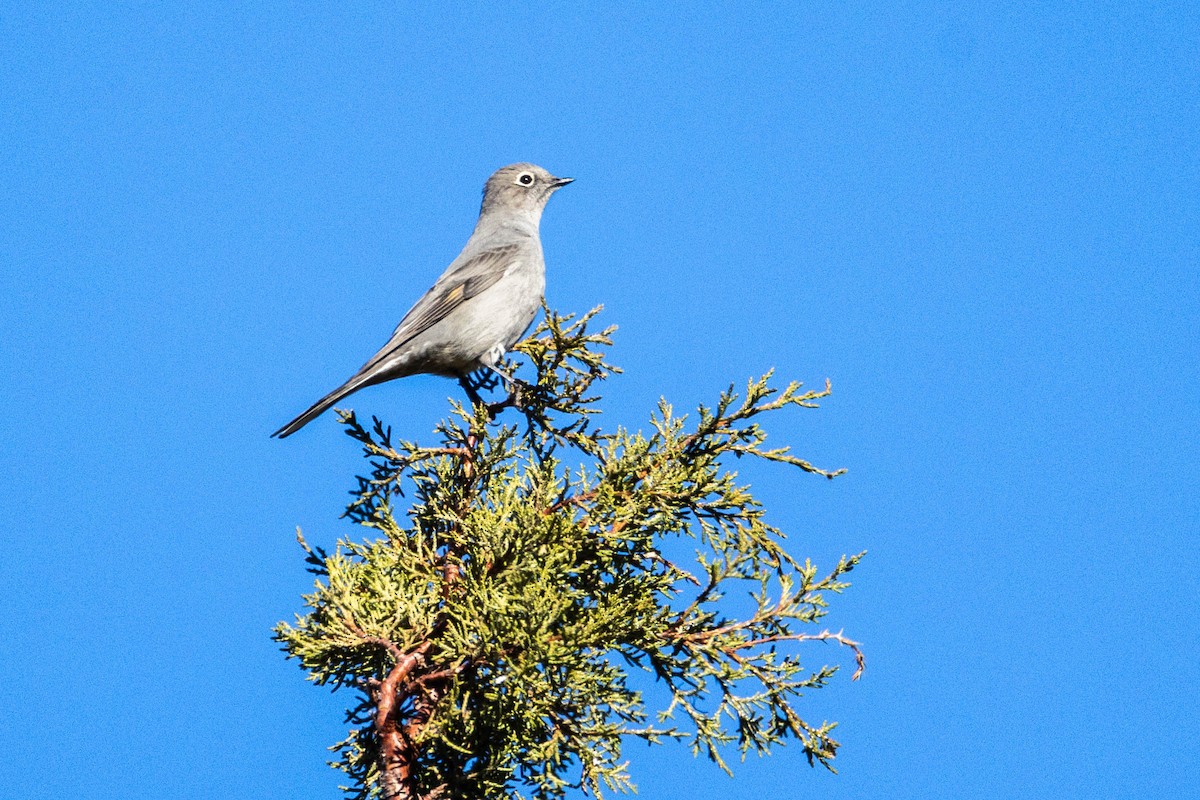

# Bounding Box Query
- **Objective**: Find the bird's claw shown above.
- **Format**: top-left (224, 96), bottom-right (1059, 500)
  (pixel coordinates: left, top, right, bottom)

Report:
top-left (486, 381), bottom-right (528, 419)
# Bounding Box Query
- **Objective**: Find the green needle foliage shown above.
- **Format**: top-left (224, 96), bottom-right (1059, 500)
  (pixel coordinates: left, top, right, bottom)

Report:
top-left (275, 308), bottom-right (864, 800)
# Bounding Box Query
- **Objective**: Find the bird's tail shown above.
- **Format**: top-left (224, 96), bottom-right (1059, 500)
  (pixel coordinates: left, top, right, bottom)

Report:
top-left (271, 376), bottom-right (372, 439)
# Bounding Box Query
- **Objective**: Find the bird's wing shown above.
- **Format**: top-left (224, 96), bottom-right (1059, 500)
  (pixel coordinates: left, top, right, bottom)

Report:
top-left (355, 243), bottom-right (522, 376)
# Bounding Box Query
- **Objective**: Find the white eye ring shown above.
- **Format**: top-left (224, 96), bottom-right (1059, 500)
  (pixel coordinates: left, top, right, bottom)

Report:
top-left (517, 173), bottom-right (534, 186)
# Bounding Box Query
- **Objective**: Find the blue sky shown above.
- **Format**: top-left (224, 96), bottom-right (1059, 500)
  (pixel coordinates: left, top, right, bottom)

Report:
top-left (1, 3), bottom-right (1197, 798)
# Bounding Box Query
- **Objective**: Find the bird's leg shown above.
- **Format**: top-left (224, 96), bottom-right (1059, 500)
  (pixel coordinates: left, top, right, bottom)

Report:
top-left (482, 363), bottom-right (528, 415)
top-left (484, 362), bottom-right (517, 387)
top-left (461, 348), bottom-right (528, 419)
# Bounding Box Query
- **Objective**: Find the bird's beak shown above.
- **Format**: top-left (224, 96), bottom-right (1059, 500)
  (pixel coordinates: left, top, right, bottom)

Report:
top-left (550, 176), bottom-right (575, 188)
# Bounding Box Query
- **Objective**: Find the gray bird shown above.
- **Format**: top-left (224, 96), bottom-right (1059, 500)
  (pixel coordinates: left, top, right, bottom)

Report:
top-left (272, 163), bottom-right (573, 438)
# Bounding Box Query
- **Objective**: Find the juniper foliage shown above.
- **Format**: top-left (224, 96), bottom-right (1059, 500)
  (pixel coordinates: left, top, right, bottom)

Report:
top-left (275, 308), bottom-right (863, 800)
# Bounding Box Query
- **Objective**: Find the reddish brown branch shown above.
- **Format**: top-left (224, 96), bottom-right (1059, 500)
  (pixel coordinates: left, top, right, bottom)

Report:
top-left (545, 490), bottom-right (596, 515)
top-left (374, 641), bottom-right (434, 800)
top-left (343, 616), bottom-right (406, 662)
top-left (645, 551), bottom-right (701, 586)
top-left (375, 430), bottom-right (479, 799)
top-left (722, 629), bottom-right (866, 681)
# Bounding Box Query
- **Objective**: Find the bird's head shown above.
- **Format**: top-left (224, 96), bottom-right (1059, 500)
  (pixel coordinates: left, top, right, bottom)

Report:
top-left (480, 163), bottom-right (573, 219)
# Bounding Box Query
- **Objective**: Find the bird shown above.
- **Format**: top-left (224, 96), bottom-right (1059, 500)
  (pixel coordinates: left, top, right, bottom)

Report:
top-left (272, 163), bottom-right (573, 438)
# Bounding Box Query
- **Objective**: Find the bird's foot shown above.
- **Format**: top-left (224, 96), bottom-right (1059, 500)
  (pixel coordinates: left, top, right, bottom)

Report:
top-left (486, 381), bottom-right (528, 419)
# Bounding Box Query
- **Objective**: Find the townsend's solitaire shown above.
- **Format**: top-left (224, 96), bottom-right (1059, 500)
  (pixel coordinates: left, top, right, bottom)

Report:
top-left (272, 163), bottom-right (573, 438)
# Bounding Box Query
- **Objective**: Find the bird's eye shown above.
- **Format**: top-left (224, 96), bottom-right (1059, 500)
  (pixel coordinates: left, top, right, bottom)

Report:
top-left (518, 173), bottom-right (534, 185)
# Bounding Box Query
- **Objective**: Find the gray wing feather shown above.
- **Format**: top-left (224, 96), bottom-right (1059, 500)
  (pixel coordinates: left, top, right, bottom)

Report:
top-left (272, 240), bottom-right (529, 438)
top-left (272, 243), bottom-right (522, 438)
top-left (355, 243), bottom-right (520, 377)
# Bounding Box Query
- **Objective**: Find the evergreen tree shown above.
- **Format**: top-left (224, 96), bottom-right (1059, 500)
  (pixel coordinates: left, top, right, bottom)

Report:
top-left (276, 309), bottom-right (863, 800)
